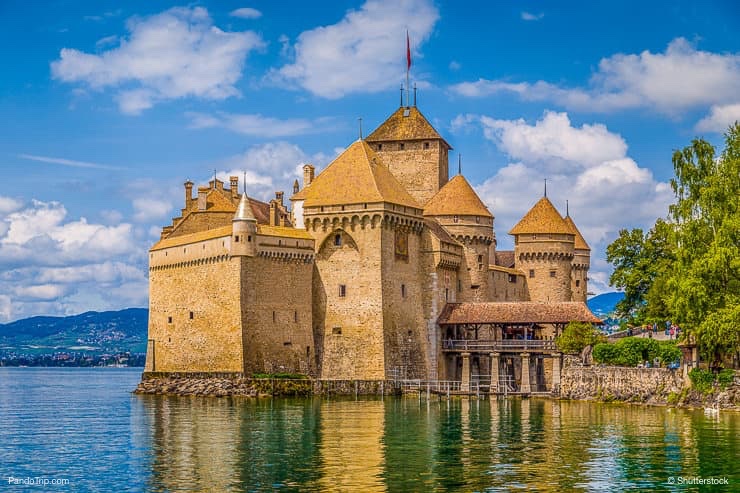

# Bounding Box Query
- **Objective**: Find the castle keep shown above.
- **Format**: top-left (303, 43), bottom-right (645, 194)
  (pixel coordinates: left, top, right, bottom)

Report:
top-left (144, 102), bottom-right (599, 393)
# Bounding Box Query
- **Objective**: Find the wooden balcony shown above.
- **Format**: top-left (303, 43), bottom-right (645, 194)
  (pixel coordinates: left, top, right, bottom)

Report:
top-left (441, 339), bottom-right (557, 353)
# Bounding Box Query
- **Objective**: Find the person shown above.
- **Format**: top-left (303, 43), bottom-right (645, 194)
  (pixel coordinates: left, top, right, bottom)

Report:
top-left (669, 327), bottom-right (675, 340)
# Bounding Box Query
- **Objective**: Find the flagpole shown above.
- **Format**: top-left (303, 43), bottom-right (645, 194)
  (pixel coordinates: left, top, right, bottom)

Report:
top-left (406, 30), bottom-right (410, 108)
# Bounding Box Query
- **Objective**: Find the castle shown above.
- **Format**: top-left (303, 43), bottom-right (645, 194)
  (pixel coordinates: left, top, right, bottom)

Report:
top-left (144, 102), bottom-right (600, 393)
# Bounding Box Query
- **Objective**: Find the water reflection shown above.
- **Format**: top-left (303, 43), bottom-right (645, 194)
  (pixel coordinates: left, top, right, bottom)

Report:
top-left (135, 395), bottom-right (740, 492)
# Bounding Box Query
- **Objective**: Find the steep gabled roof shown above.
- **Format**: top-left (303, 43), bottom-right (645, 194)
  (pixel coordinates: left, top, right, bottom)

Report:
top-left (509, 197), bottom-right (573, 235)
top-left (366, 106), bottom-right (451, 147)
top-left (302, 140), bottom-right (420, 209)
top-left (423, 174), bottom-right (493, 217)
top-left (564, 215), bottom-right (591, 251)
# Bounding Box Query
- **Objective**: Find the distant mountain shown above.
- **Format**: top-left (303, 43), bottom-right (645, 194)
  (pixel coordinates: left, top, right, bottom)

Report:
top-left (0, 308), bottom-right (148, 355)
top-left (588, 292), bottom-right (624, 318)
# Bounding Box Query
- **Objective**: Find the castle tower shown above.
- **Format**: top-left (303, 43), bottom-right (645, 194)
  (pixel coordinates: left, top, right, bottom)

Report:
top-left (564, 212), bottom-right (591, 302)
top-left (423, 174), bottom-right (494, 302)
top-left (365, 106), bottom-right (451, 205)
top-left (509, 197), bottom-right (575, 302)
top-left (231, 193), bottom-right (257, 257)
top-left (301, 139), bottom-right (426, 380)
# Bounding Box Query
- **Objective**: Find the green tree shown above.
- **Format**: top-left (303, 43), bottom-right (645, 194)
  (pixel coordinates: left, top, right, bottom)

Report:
top-left (556, 321), bottom-right (605, 354)
top-left (667, 123), bottom-right (740, 365)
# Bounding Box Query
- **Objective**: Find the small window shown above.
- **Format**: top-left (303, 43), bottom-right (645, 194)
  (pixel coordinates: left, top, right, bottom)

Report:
top-left (364, 203), bottom-right (367, 209)
top-left (471, 284), bottom-right (480, 290)
top-left (339, 285), bottom-right (346, 297)
top-left (453, 215), bottom-right (459, 223)
top-left (575, 279), bottom-right (581, 287)
top-left (278, 240), bottom-right (282, 246)
top-left (294, 310), bottom-right (298, 322)
top-left (307, 346), bottom-right (310, 357)
top-left (234, 235), bottom-right (239, 242)
top-left (189, 311), bottom-right (194, 320)
top-left (445, 288), bottom-right (449, 301)
top-left (272, 311), bottom-right (276, 322)
top-left (334, 234), bottom-right (342, 246)
top-left (550, 270), bottom-right (556, 278)
top-left (283, 341), bottom-right (292, 347)
top-left (401, 284), bottom-right (406, 298)
top-left (423, 142), bottom-right (430, 149)
top-left (477, 254), bottom-right (483, 263)
top-left (332, 327), bottom-right (342, 335)
top-left (247, 235), bottom-right (251, 242)
top-left (399, 143), bottom-right (405, 150)
top-left (508, 274), bottom-right (517, 283)
top-left (476, 216), bottom-right (481, 223)
top-left (377, 144), bottom-right (382, 151)
top-left (532, 234), bottom-right (537, 240)
top-left (529, 269), bottom-right (535, 278)
top-left (167, 316), bottom-right (173, 324)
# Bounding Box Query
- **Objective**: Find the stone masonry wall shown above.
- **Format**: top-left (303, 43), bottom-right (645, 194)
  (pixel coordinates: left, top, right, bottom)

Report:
top-left (515, 235), bottom-right (574, 302)
top-left (372, 140), bottom-right (448, 206)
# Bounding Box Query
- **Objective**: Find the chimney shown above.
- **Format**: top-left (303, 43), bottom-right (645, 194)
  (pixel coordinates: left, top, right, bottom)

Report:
top-left (303, 164), bottom-right (315, 188)
top-left (269, 201), bottom-right (278, 226)
top-left (293, 179), bottom-right (299, 194)
top-left (197, 187), bottom-right (208, 211)
top-left (275, 191), bottom-right (284, 206)
top-left (230, 176), bottom-right (239, 199)
top-left (184, 181), bottom-right (194, 208)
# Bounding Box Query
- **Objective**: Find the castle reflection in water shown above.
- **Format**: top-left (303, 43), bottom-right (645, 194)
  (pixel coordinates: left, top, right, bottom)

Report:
top-left (137, 396), bottom-right (738, 492)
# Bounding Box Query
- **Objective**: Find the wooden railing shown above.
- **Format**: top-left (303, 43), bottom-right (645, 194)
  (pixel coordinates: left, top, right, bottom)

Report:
top-left (442, 339), bottom-right (557, 352)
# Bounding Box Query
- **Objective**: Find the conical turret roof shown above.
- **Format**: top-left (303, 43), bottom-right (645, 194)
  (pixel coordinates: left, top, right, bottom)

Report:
top-left (509, 197), bottom-right (572, 235)
top-left (234, 192), bottom-right (256, 221)
top-left (366, 106), bottom-right (451, 147)
top-left (564, 214), bottom-right (590, 250)
top-left (302, 140), bottom-right (420, 209)
top-left (423, 174), bottom-right (492, 217)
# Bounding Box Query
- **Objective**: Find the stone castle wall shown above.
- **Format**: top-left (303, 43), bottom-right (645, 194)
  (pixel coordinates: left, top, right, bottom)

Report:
top-left (241, 255), bottom-right (315, 376)
top-left (147, 250), bottom-right (244, 373)
top-left (371, 140), bottom-right (448, 206)
top-left (514, 234), bottom-right (574, 302)
top-left (169, 212), bottom-right (233, 238)
top-left (489, 268), bottom-right (528, 301)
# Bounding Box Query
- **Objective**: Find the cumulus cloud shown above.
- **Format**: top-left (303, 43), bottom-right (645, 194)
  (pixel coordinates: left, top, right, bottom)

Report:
top-left (695, 103), bottom-right (740, 133)
top-left (450, 38), bottom-right (740, 116)
top-left (461, 111), bottom-right (673, 294)
top-left (230, 7), bottom-right (262, 19)
top-left (187, 111), bottom-right (333, 137)
top-left (51, 7), bottom-right (265, 114)
top-left (275, 0), bottom-right (439, 98)
top-left (132, 197), bottom-right (173, 223)
top-left (0, 198), bottom-right (148, 321)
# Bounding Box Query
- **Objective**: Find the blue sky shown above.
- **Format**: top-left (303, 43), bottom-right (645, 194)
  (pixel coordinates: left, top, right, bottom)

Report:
top-left (0, 0), bottom-right (738, 321)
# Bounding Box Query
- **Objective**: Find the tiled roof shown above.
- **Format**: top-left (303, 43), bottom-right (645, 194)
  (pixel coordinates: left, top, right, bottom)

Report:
top-left (257, 225), bottom-right (313, 240)
top-left (151, 225), bottom-right (232, 251)
top-left (424, 218), bottom-right (461, 246)
top-left (437, 302), bottom-right (602, 325)
top-left (509, 197), bottom-right (573, 235)
top-left (303, 140), bottom-right (420, 209)
top-left (495, 250), bottom-right (515, 268)
top-left (290, 184), bottom-right (309, 201)
top-left (249, 198), bottom-right (270, 224)
top-left (423, 174), bottom-right (493, 217)
top-left (564, 215), bottom-right (590, 250)
top-left (366, 106), bottom-right (450, 147)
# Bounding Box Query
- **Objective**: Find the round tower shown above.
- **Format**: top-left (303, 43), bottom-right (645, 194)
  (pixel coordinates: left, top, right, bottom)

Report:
top-left (424, 174), bottom-right (494, 302)
top-left (232, 193), bottom-right (257, 257)
top-left (564, 212), bottom-right (591, 302)
top-left (509, 197), bottom-right (574, 302)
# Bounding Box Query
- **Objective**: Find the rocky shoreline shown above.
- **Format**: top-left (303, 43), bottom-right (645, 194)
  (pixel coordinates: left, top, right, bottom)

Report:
top-left (133, 375), bottom-right (312, 397)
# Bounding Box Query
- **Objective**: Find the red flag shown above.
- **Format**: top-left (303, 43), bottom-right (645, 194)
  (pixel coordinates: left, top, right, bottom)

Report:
top-left (406, 31), bottom-right (411, 70)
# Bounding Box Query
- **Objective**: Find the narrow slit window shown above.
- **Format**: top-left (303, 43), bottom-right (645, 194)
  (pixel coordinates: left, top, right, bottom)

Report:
top-left (339, 285), bottom-right (346, 297)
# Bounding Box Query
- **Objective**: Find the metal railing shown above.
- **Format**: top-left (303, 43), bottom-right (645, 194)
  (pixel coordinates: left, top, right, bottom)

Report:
top-left (442, 339), bottom-right (556, 352)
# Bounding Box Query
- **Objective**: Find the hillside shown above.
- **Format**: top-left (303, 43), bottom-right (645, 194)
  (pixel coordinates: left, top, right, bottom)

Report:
top-left (587, 292), bottom-right (625, 318)
top-left (0, 308), bottom-right (148, 355)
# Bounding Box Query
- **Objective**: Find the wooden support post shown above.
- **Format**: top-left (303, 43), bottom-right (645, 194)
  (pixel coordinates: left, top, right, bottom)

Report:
top-left (461, 352), bottom-right (471, 392)
top-left (520, 352), bottom-right (531, 394)
top-left (490, 351), bottom-right (500, 394)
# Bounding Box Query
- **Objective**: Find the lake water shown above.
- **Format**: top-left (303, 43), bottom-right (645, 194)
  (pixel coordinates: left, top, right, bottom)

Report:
top-left (0, 368), bottom-right (737, 492)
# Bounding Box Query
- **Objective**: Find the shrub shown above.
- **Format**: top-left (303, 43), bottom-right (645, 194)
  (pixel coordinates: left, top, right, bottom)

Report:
top-left (556, 322), bottom-right (605, 354)
top-left (656, 341), bottom-right (681, 366)
top-left (717, 369), bottom-right (735, 389)
top-left (688, 368), bottom-right (715, 393)
top-left (593, 343), bottom-right (619, 364)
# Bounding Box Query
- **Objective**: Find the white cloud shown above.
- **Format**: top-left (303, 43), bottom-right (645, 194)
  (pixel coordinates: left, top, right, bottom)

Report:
top-left (187, 111), bottom-right (333, 137)
top-left (95, 35), bottom-right (118, 48)
top-left (463, 111), bottom-right (673, 295)
top-left (230, 7), bottom-right (262, 19)
top-left (19, 153), bottom-right (121, 170)
top-left (449, 60), bottom-right (461, 71)
top-left (0, 198), bottom-right (148, 321)
top-left (521, 12), bottom-right (544, 21)
top-left (450, 38), bottom-right (740, 115)
top-left (695, 103), bottom-right (740, 133)
top-left (52, 7), bottom-right (265, 114)
top-left (132, 197), bottom-right (173, 223)
top-left (275, 0), bottom-right (439, 98)
top-left (0, 197), bottom-right (23, 214)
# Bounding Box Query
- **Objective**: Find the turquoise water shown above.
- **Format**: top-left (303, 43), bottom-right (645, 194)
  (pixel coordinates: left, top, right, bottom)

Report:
top-left (0, 368), bottom-right (738, 492)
